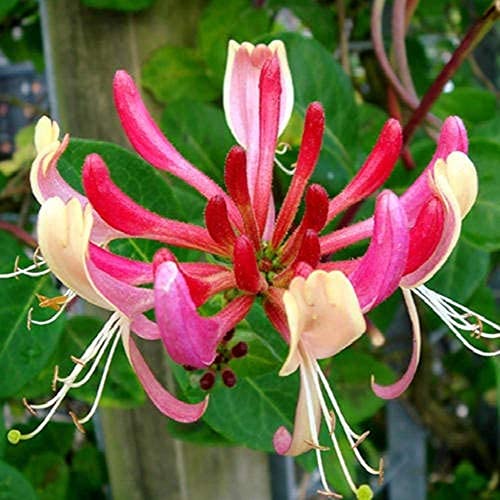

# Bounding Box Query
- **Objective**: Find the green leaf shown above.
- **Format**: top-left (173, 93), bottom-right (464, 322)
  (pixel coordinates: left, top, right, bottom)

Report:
top-left (201, 371), bottom-right (298, 451)
top-left (0, 124), bottom-right (36, 176)
top-left (23, 452), bottom-right (69, 500)
top-left (160, 101), bottom-right (234, 186)
top-left (69, 443), bottom-right (107, 497)
top-left (0, 460), bottom-right (37, 500)
top-left (198, 0), bottom-right (272, 87)
top-left (328, 349), bottom-right (393, 425)
top-left (434, 88), bottom-right (497, 126)
top-left (427, 239), bottom-right (489, 303)
top-left (0, 232), bottom-right (64, 398)
top-left (80, 0), bottom-right (154, 11)
top-left (462, 139), bottom-right (500, 251)
top-left (142, 46), bottom-right (218, 104)
top-left (0, 0), bottom-right (18, 22)
top-left (278, 33), bottom-right (359, 194)
top-left (5, 421), bottom-right (75, 469)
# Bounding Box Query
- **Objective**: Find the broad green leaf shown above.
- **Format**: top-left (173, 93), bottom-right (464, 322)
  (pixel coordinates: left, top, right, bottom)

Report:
top-left (80, 0), bottom-right (154, 11)
top-left (434, 88), bottom-right (496, 126)
top-left (462, 139), bottom-right (500, 251)
top-left (0, 460), bottom-right (37, 500)
top-left (0, 0), bottom-right (19, 24)
top-left (5, 421), bottom-right (75, 469)
top-left (69, 443), bottom-right (107, 496)
top-left (160, 101), bottom-right (234, 185)
top-left (23, 452), bottom-right (69, 500)
top-left (278, 33), bottom-right (359, 195)
top-left (0, 232), bottom-right (64, 398)
top-left (272, 0), bottom-right (337, 51)
top-left (142, 46), bottom-right (218, 104)
top-left (0, 21), bottom-right (44, 72)
top-left (198, 0), bottom-right (272, 87)
top-left (200, 371), bottom-right (298, 451)
top-left (427, 239), bottom-right (489, 303)
top-left (328, 349), bottom-right (393, 425)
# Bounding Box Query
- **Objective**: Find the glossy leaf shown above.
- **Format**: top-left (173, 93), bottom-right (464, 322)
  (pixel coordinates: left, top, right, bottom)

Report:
top-left (142, 46), bottom-right (218, 104)
top-left (0, 232), bottom-right (64, 398)
top-left (0, 460), bottom-right (37, 500)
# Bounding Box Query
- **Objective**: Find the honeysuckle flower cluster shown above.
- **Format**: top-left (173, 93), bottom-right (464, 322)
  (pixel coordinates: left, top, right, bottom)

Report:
top-left (2, 40), bottom-right (498, 498)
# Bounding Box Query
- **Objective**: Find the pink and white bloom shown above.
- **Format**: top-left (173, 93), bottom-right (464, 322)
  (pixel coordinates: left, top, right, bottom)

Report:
top-left (2, 38), bottom-right (497, 499)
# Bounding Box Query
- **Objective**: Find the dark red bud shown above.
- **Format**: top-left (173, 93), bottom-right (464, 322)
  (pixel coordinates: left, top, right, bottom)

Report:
top-left (183, 365), bottom-right (196, 372)
top-left (223, 329), bottom-right (235, 342)
top-left (199, 371), bottom-right (216, 391)
top-left (304, 184), bottom-right (328, 232)
top-left (231, 342), bottom-right (248, 358)
top-left (222, 368), bottom-right (237, 388)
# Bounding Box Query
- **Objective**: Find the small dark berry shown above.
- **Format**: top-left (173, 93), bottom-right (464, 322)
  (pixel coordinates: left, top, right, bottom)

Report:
top-left (199, 371), bottom-right (216, 391)
top-left (214, 353), bottom-right (224, 365)
top-left (222, 368), bottom-right (237, 388)
top-left (231, 341), bottom-right (248, 358)
top-left (223, 329), bottom-right (235, 342)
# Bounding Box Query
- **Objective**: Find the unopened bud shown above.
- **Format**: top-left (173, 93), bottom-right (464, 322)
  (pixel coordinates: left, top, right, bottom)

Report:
top-left (231, 341), bottom-right (248, 358)
top-left (222, 368), bottom-right (237, 388)
top-left (199, 371), bottom-right (216, 391)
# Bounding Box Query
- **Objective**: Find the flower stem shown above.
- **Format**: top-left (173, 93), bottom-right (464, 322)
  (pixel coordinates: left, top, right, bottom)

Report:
top-left (0, 220), bottom-right (37, 248)
top-left (403, 1), bottom-right (500, 145)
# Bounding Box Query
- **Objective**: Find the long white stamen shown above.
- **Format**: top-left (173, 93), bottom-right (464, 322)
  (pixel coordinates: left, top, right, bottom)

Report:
top-left (274, 156), bottom-right (296, 176)
top-left (414, 287), bottom-right (499, 356)
top-left (11, 313), bottom-right (124, 441)
top-left (314, 360), bottom-right (380, 476)
top-left (78, 326), bottom-right (122, 424)
top-left (305, 356), bottom-right (358, 494)
top-left (300, 350), bottom-right (333, 495)
top-left (417, 285), bottom-right (500, 339)
top-left (0, 259), bottom-right (50, 279)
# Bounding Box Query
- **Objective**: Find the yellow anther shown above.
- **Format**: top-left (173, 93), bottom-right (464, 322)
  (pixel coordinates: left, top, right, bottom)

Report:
top-left (69, 411), bottom-right (86, 434)
top-left (36, 293), bottom-right (67, 311)
top-left (22, 397), bottom-right (37, 416)
top-left (317, 490), bottom-right (343, 498)
top-left (70, 355), bottom-right (86, 366)
top-left (304, 439), bottom-right (330, 451)
top-left (51, 365), bottom-right (59, 391)
top-left (351, 430), bottom-right (370, 449)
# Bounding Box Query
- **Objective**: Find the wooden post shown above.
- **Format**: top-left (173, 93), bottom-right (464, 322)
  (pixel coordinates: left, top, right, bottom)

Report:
top-left (39, 1), bottom-right (272, 498)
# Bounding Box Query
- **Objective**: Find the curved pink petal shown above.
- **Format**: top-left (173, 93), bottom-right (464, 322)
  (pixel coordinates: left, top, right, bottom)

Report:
top-left (350, 190), bottom-right (409, 312)
top-left (130, 315), bottom-right (160, 340)
top-left (128, 336), bottom-right (208, 422)
top-left (401, 116), bottom-right (467, 218)
top-left (327, 119), bottom-right (403, 222)
top-left (154, 260), bottom-right (220, 369)
top-left (113, 70), bottom-right (241, 226)
top-left (89, 243), bottom-right (153, 285)
top-left (372, 289), bottom-right (421, 399)
top-left (83, 153), bottom-right (227, 256)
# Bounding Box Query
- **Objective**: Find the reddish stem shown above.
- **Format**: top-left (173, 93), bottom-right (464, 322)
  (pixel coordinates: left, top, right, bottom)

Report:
top-left (0, 221), bottom-right (37, 248)
top-left (403, 2), bottom-right (500, 144)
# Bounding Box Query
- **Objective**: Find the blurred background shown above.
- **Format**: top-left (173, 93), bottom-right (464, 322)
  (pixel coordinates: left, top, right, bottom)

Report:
top-left (0, 1), bottom-right (498, 499)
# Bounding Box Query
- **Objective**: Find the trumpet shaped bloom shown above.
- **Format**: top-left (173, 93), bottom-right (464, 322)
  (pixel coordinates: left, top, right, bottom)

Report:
top-left (2, 38), bottom-right (497, 499)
